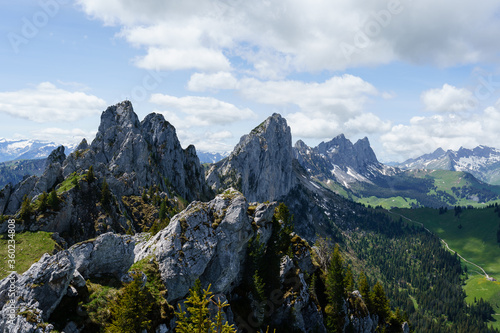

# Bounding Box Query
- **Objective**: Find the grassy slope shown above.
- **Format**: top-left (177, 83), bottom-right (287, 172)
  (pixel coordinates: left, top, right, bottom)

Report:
top-left (391, 207), bottom-right (500, 329)
top-left (392, 207), bottom-right (500, 279)
top-left (0, 231), bottom-right (57, 279)
top-left (464, 274), bottom-right (500, 330)
top-left (410, 169), bottom-right (500, 207)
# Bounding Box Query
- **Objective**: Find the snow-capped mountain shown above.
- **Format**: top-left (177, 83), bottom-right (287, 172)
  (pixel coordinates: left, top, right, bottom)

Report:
top-left (197, 150), bottom-right (230, 164)
top-left (293, 134), bottom-right (399, 188)
top-left (0, 139), bottom-right (73, 163)
top-left (398, 145), bottom-right (500, 185)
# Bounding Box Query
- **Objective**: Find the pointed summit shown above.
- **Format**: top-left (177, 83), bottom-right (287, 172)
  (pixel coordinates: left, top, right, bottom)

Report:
top-left (206, 113), bottom-right (294, 202)
top-left (98, 100), bottom-right (140, 133)
top-left (62, 100), bottom-right (209, 201)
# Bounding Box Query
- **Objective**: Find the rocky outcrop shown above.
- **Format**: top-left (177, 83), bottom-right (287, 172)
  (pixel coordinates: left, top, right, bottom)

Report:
top-left (69, 232), bottom-right (135, 279)
top-left (206, 113), bottom-right (294, 202)
top-left (62, 101), bottom-right (210, 202)
top-left (136, 188), bottom-right (261, 302)
top-left (0, 251), bottom-right (75, 332)
top-left (0, 147), bottom-right (66, 216)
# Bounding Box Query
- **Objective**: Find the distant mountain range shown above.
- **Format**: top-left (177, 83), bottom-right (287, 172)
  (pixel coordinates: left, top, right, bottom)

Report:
top-left (0, 139), bottom-right (74, 163)
top-left (197, 151), bottom-right (230, 164)
top-left (398, 146), bottom-right (500, 185)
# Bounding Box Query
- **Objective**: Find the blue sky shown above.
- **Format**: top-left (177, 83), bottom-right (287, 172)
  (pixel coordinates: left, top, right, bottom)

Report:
top-left (1, 0), bottom-right (500, 162)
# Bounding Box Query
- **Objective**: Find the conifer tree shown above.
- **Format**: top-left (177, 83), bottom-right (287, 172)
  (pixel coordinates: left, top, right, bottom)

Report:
top-left (175, 284), bottom-right (236, 333)
top-left (159, 200), bottom-right (167, 221)
top-left (371, 281), bottom-right (390, 323)
top-left (47, 189), bottom-right (60, 211)
top-left (358, 272), bottom-right (372, 312)
top-left (106, 272), bottom-right (152, 333)
top-left (101, 178), bottom-right (111, 208)
top-left (325, 244), bottom-right (346, 332)
top-left (86, 165), bottom-right (95, 183)
top-left (38, 191), bottom-right (48, 212)
top-left (19, 195), bottom-right (32, 223)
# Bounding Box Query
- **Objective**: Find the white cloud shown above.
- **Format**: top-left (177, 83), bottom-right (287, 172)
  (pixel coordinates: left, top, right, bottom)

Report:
top-left (31, 127), bottom-right (97, 146)
top-left (175, 129), bottom-right (235, 153)
top-left (187, 72), bottom-right (238, 92)
top-left (421, 84), bottom-right (475, 112)
top-left (381, 105), bottom-right (500, 161)
top-left (77, 0), bottom-right (500, 73)
top-left (150, 94), bottom-right (256, 127)
top-left (0, 82), bottom-right (107, 123)
top-left (235, 75), bottom-right (389, 138)
top-left (134, 47), bottom-right (231, 72)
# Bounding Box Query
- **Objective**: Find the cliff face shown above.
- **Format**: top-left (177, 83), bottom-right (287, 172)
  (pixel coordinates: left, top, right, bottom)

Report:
top-left (63, 101), bottom-right (210, 201)
top-left (206, 113), bottom-right (294, 202)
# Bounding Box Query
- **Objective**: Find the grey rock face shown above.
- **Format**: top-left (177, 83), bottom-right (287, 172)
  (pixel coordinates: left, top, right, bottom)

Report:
top-left (0, 184), bottom-right (12, 216)
top-left (206, 113), bottom-right (294, 202)
top-left (47, 146), bottom-right (66, 165)
top-left (0, 145), bottom-right (65, 215)
top-left (136, 188), bottom-right (260, 302)
top-left (5, 175), bottom-right (38, 215)
top-left (69, 232), bottom-right (135, 279)
top-left (294, 135), bottom-right (399, 186)
top-left (63, 101), bottom-right (209, 202)
top-left (0, 251), bottom-right (75, 332)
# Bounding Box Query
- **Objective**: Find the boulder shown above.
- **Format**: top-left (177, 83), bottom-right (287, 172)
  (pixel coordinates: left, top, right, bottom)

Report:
top-left (69, 232), bottom-right (135, 279)
top-left (0, 251), bottom-right (75, 332)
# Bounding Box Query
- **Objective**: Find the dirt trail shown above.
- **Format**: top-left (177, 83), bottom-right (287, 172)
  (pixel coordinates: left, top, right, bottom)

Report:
top-left (394, 212), bottom-right (493, 280)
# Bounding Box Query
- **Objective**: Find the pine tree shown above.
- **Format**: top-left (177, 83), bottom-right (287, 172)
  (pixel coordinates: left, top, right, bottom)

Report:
top-left (175, 284), bottom-right (236, 333)
top-left (101, 178), bottom-right (111, 208)
top-left (274, 203), bottom-right (294, 254)
top-left (371, 281), bottom-right (390, 323)
top-left (159, 200), bottom-right (167, 221)
top-left (106, 272), bottom-right (152, 333)
top-left (38, 191), bottom-right (48, 212)
top-left (86, 165), bottom-right (95, 183)
top-left (344, 266), bottom-right (354, 294)
top-left (47, 189), bottom-right (60, 211)
top-left (325, 244), bottom-right (346, 332)
top-left (19, 195), bottom-right (32, 223)
top-left (358, 272), bottom-right (372, 312)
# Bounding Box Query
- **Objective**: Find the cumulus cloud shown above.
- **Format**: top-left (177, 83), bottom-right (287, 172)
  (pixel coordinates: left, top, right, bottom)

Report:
top-left (0, 82), bottom-right (106, 123)
top-left (421, 84), bottom-right (475, 112)
top-left (234, 75), bottom-right (389, 138)
top-left (187, 72), bottom-right (238, 92)
top-left (381, 104), bottom-right (500, 161)
top-left (31, 127), bottom-right (97, 146)
top-left (150, 94), bottom-right (256, 127)
top-left (175, 129), bottom-right (235, 153)
top-left (77, 0), bottom-right (500, 73)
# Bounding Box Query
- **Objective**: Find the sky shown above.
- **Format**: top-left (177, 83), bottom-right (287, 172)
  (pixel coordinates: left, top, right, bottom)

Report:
top-left (1, 0), bottom-right (500, 162)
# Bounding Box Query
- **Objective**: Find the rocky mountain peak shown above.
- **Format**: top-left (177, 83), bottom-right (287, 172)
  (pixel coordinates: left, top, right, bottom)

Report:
top-left (47, 145), bottom-right (66, 165)
top-left (294, 133), bottom-right (397, 187)
top-left (98, 100), bottom-right (140, 132)
top-left (206, 113), bottom-right (294, 202)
